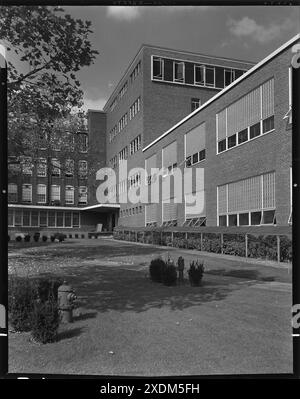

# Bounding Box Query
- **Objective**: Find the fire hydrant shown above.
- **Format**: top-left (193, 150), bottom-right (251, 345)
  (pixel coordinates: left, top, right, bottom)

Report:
top-left (57, 281), bottom-right (77, 323)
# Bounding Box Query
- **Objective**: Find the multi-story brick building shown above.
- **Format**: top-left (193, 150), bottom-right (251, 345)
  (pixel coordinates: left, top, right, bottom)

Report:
top-left (8, 35), bottom-right (298, 236)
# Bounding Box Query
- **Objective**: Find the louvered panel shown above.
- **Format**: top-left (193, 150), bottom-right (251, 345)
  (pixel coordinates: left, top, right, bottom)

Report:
top-left (163, 200), bottom-right (178, 221)
top-left (262, 79), bottom-right (274, 119)
top-left (185, 191), bottom-right (205, 217)
top-left (263, 172), bottom-right (275, 209)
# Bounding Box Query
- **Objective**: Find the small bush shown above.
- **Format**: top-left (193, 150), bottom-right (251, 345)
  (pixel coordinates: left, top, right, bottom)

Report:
top-left (16, 235), bottom-right (22, 242)
top-left (50, 235), bottom-right (55, 242)
top-left (8, 277), bottom-right (35, 332)
top-left (149, 258), bottom-right (166, 283)
top-left (33, 232), bottom-right (40, 242)
top-left (31, 298), bottom-right (60, 344)
top-left (24, 234), bottom-right (31, 242)
top-left (188, 260), bottom-right (204, 286)
top-left (42, 235), bottom-right (48, 242)
top-left (162, 260), bottom-right (177, 286)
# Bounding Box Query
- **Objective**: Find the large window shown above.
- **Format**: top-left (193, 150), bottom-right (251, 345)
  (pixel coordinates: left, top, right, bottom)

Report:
top-left (195, 65), bottom-right (215, 87)
top-left (51, 185), bottom-right (60, 202)
top-left (217, 172), bottom-right (276, 226)
top-left (8, 183), bottom-right (18, 203)
top-left (22, 184), bottom-right (32, 203)
top-left (217, 78), bottom-right (274, 153)
top-left (65, 186), bottom-right (74, 205)
top-left (185, 123), bottom-right (206, 167)
top-left (37, 158), bottom-right (47, 177)
top-left (78, 186), bottom-right (87, 205)
top-left (153, 57), bottom-right (163, 80)
top-left (8, 209), bottom-right (81, 228)
top-left (174, 61), bottom-right (184, 83)
top-left (191, 98), bottom-right (201, 112)
top-left (37, 184), bottom-right (47, 204)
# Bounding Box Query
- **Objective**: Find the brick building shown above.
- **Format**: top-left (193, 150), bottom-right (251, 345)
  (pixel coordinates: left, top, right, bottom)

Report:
top-left (7, 35), bottom-right (298, 236)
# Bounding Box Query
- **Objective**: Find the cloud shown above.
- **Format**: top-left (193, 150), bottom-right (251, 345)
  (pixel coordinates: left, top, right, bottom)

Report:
top-left (228, 16), bottom-right (297, 44)
top-left (106, 6), bottom-right (141, 21)
top-left (106, 5), bottom-right (212, 21)
top-left (82, 97), bottom-right (107, 111)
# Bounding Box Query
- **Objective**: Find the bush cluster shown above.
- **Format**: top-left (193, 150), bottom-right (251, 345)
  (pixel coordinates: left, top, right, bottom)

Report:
top-left (149, 258), bottom-right (166, 283)
top-left (188, 260), bottom-right (204, 286)
top-left (8, 276), bottom-right (63, 343)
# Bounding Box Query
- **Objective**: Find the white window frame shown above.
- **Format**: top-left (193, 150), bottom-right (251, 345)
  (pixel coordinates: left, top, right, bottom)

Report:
top-left (37, 184), bottom-right (47, 204)
top-left (51, 158), bottom-right (61, 177)
top-left (152, 56), bottom-right (164, 80)
top-left (173, 61), bottom-right (185, 83)
top-left (51, 184), bottom-right (61, 202)
top-left (65, 185), bottom-right (75, 205)
top-left (22, 183), bottom-right (32, 203)
top-left (37, 158), bottom-right (47, 177)
top-left (78, 186), bottom-right (88, 205)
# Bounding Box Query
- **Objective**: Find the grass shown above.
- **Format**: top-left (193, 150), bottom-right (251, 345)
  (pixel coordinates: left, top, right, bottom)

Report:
top-left (8, 238), bottom-right (292, 376)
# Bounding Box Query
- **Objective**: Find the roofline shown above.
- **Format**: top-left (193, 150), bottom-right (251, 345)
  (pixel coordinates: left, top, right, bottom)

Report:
top-left (8, 203), bottom-right (120, 211)
top-left (143, 33), bottom-right (300, 153)
top-left (103, 43), bottom-right (256, 111)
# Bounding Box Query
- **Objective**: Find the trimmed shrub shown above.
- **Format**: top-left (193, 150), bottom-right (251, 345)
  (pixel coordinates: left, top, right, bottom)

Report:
top-left (222, 234), bottom-right (246, 257)
top-left (149, 258), bottom-right (166, 283)
top-left (16, 235), bottom-right (22, 242)
top-left (42, 235), bottom-right (48, 242)
top-left (162, 261), bottom-right (177, 286)
top-left (31, 298), bottom-right (60, 344)
top-left (24, 234), bottom-right (31, 242)
top-left (188, 260), bottom-right (204, 286)
top-left (8, 276), bottom-right (35, 332)
top-left (33, 232), bottom-right (40, 242)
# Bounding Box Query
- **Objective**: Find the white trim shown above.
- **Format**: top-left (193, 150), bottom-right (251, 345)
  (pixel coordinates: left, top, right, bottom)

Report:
top-left (143, 34), bottom-right (300, 153)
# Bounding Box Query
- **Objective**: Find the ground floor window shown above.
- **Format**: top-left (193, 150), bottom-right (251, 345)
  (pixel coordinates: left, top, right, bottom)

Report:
top-left (217, 171), bottom-right (276, 226)
top-left (8, 208), bottom-right (81, 228)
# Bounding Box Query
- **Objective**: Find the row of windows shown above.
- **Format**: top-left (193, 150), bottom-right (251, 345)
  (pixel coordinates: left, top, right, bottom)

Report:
top-left (8, 183), bottom-right (87, 205)
top-left (120, 205), bottom-right (143, 217)
top-left (109, 60), bottom-right (142, 112)
top-left (128, 172), bottom-right (141, 188)
top-left (129, 135), bottom-right (141, 155)
top-left (38, 132), bottom-right (88, 152)
top-left (118, 113), bottom-right (128, 132)
top-left (119, 146), bottom-right (128, 162)
top-left (109, 155), bottom-right (118, 169)
top-left (109, 126), bottom-right (118, 143)
top-left (129, 97), bottom-right (141, 120)
top-left (8, 209), bottom-right (80, 228)
top-left (152, 56), bottom-right (245, 89)
top-left (9, 157), bottom-right (88, 178)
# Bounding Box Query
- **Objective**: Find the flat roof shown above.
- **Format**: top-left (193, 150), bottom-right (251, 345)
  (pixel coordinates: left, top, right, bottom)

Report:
top-left (103, 43), bottom-right (256, 111)
top-left (142, 33), bottom-right (300, 153)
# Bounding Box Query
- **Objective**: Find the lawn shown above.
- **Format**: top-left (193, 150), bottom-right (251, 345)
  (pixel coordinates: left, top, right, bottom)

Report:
top-left (8, 238), bottom-right (293, 376)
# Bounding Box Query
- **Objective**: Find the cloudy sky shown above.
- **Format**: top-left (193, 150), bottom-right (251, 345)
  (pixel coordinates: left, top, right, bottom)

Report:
top-left (66, 5), bottom-right (299, 111)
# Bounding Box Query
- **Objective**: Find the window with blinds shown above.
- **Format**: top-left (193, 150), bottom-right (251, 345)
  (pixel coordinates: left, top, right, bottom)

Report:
top-left (37, 184), bottom-right (47, 204)
top-left (162, 198), bottom-right (178, 223)
top-left (145, 203), bottom-right (157, 224)
top-left (185, 123), bottom-right (206, 167)
top-left (51, 185), bottom-right (60, 202)
top-left (22, 184), bottom-right (32, 203)
top-left (217, 78), bottom-right (275, 153)
top-left (217, 172), bottom-right (276, 226)
top-left (65, 186), bottom-right (74, 204)
top-left (162, 141), bottom-right (177, 176)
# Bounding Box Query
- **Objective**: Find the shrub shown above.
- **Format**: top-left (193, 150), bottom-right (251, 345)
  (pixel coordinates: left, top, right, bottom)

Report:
top-left (42, 235), bottom-right (48, 242)
top-left (280, 235), bottom-right (292, 263)
top-left (8, 276), bottom-right (35, 332)
top-left (33, 232), bottom-right (40, 242)
top-left (202, 233), bottom-right (221, 253)
top-left (149, 258), bottom-right (166, 283)
top-left (50, 235), bottom-right (55, 242)
top-left (31, 298), bottom-right (60, 344)
top-left (162, 260), bottom-right (177, 286)
top-left (32, 277), bottom-right (63, 302)
top-left (24, 234), bottom-right (31, 242)
top-left (16, 235), bottom-right (22, 242)
top-left (188, 260), bottom-right (204, 286)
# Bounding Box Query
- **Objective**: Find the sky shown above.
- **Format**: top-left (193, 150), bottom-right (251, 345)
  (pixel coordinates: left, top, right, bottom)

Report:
top-left (14, 5), bottom-right (300, 111)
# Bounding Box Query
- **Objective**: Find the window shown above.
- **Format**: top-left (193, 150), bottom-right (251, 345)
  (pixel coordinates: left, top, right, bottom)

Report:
top-left (145, 154), bottom-right (157, 186)
top-left (15, 210), bottom-right (22, 226)
top-left (51, 159), bottom-right (60, 176)
top-left (21, 157), bottom-right (32, 175)
top-left (191, 98), bottom-right (201, 112)
top-left (130, 61), bottom-right (141, 83)
top-left (130, 135), bottom-right (141, 155)
top-left (118, 81), bottom-right (128, 99)
top-left (78, 186), bottom-right (87, 205)
top-left (238, 128), bottom-right (248, 144)
top-left (174, 61), bottom-right (184, 83)
top-left (51, 185), bottom-right (60, 202)
top-left (262, 115), bottom-right (274, 134)
top-left (217, 79), bottom-right (274, 153)
top-left (8, 209), bottom-right (14, 227)
top-left (23, 210), bottom-right (31, 227)
top-left (37, 184), bottom-right (47, 203)
top-left (37, 158), bottom-right (47, 177)
top-left (185, 123), bottom-right (206, 166)
top-left (78, 160), bottom-right (88, 178)
top-left (8, 156), bottom-right (20, 173)
top-left (65, 186), bottom-right (74, 204)
top-left (65, 212), bottom-right (72, 227)
top-left (78, 133), bottom-right (88, 152)
top-left (8, 183), bottom-right (18, 203)
top-left (56, 212), bottom-right (64, 227)
top-left (22, 184), bottom-right (32, 203)
top-left (205, 67), bottom-right (215, 87)
top-left (195, 65), bottom-right (205, 85)
top-left (39, 211), bottom-right (47, 227)
top-left (162, 141), bottom-right (177, 177)
top-left (119, 147), bottom-right (128, 163)
top-left (129, 97), bottom-right (141, 120)
top-left (48, 211), bottom-right (56, 227)
top-left (72, 212), bottom-right (80, 227)
top-left (153, 57), bottom-right (163, 80)
top-left (118, 113), bottom-right (128, 132)
top-left (218, 172), bottom-right (276, 226)
top-left (110, 155), bottom-right (118, 169)
top-left (31, 211), bottom-right (39, 227)
top-left (65, 159), bottom-right (74, 177)
top-left (224, 69), bottom-right (235, 86)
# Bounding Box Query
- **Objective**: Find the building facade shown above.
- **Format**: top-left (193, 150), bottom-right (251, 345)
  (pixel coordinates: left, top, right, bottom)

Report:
top-left (8, 36), bottom-right (298, 236)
